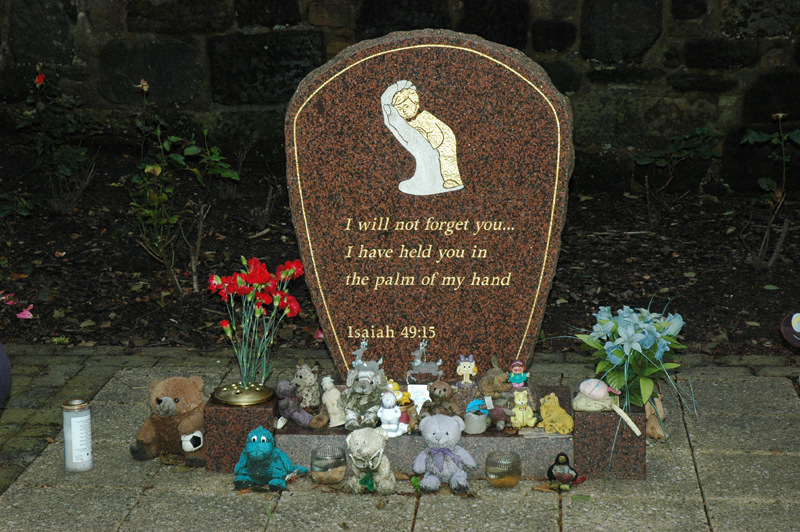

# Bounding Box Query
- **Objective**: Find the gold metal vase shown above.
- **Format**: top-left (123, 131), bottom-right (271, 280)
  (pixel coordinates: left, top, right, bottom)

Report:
top-left (213, 382), bottom-right (272, 406)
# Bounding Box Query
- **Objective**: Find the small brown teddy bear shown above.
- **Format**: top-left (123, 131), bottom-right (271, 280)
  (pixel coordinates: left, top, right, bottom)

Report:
top-left (130, 376), bottom-right (206, 466)
top-left (419, 381), bottom-right (459, 419)
top-left (475, 356), bottom-right (513, 398)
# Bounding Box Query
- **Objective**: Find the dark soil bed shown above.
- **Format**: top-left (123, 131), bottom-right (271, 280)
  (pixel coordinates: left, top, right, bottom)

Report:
top-left (1, 137), bottom-right (798, 361)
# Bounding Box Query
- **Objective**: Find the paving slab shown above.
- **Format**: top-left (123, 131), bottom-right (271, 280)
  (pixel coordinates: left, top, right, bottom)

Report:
top-left (681, 377), bottom-right (800, 416)
top-left (414, 481), bottom-right (559, 532)
top-left (574, 448), bottom-right (700, 500)
top-left (88, 401), bottom-right (151, 443)
top-left (706, 497), bottom-right (800, 532)
top-left (677, 366), bottom-right (753, 378)
top-left (118, 488), bottom-right (275, 531)
top-left (0, 486), bottom-right (140, 532)
top-left (755, 366), bottom-right (800, 378)
top-left (83, 355), bottom-right (159, 367)
top-left (562, 492), bottom-right (709, 531)
top-left (29, 364), bottom-right (84, 388)
top-left (269, 486), bottom-right (416, 532)
top-left (686, 414), bottom-right (800, 453)
top-left (151, 463), bottom-right (234, 492)
top-left (10, 442), bottom-right (160, 491)
top-left (694, 451), bottom-right (800, 501)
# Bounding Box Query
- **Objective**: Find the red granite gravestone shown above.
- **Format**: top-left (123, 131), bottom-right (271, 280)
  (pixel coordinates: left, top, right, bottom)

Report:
top-left (286, 29), bottom-right (573, 382)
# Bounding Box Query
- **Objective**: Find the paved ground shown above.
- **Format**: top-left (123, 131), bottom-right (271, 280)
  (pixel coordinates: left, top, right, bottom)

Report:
top-left (0, 344), bottom-right (798, 531)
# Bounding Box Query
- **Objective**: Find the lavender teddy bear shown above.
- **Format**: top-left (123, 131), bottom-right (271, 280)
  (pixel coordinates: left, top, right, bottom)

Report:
top-left (412, 414), bottom-right (477, 493)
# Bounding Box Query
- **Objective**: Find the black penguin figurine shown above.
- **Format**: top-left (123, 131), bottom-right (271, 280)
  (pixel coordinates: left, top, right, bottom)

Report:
top-left (547, 453), bottom-right (577, 491)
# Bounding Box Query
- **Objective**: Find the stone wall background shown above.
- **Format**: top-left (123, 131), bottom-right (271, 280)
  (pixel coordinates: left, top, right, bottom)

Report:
top-left (1, 0), bottom-right (798, 192)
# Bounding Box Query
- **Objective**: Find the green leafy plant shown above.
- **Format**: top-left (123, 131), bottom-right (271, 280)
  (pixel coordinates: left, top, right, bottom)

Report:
top-left (123, 81), bottom-right (240, 294)
top-left (740, 113), bottom-right (799, 271)
top-left (634, 127), bottom-right (722, 223)
top-left (15, 65), bottom-right (99, 214)
top-left (577, 305), bottom-right (686, 408)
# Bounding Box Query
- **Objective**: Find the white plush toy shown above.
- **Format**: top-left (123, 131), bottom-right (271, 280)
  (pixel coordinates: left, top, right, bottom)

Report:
top-left (412, 414), bottom-right (477, 493)
top-left (377, 391), bottom-right (408, 437)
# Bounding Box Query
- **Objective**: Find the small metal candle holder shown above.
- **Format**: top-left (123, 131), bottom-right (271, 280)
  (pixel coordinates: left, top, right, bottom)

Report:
top-left (485, 451), bottom-right (521, 488)
top-left (310, 445), bottom-right (347, 485)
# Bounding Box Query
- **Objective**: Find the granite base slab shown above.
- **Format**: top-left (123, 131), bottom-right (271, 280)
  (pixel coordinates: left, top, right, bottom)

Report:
top-left (203, 396), bottom-right (276, 473)
top-left (275, 426), bottom-right (571, 479)
top-left (572, 406), bottom-right (646, 480)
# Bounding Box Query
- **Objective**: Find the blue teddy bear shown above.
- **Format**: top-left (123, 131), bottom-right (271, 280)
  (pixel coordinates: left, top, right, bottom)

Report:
top-left (233, 426), bottom-right (308, 491)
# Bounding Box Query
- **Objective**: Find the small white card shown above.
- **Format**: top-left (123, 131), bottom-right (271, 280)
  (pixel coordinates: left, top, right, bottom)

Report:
top-left (407, 384), bottom-right (431, 415)
top-left (484, 396), bottom-right (494, 410)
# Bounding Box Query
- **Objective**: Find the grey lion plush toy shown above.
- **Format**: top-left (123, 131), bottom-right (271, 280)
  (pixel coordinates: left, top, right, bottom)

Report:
top-left (412, 414), bottom-right (477, 493)
top-left (339, 369), bottom-right (388, 431)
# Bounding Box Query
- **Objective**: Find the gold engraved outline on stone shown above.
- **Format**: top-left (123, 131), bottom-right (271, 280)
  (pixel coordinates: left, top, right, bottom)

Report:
top-left (292, 44), bottom-right (564, 370)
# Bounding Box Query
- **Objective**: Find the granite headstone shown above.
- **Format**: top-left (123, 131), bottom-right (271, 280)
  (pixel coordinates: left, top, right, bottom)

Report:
top-left (286, 29), bottom-right (573, 382)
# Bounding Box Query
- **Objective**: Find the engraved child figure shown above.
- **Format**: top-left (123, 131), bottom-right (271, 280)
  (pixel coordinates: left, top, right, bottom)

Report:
top-left (381, 80), bottom-right (464, 196)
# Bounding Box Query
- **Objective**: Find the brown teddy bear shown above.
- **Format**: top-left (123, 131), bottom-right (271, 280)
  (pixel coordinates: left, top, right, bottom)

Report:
top-left (130, 376), bottom-right (206, 466)
top-left (475, 356), bottom-right (513, 398)
top-left (419, 381), bottom-right (459, 419)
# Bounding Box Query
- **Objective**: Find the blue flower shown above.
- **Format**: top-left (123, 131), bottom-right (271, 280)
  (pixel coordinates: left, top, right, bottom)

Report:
top-left (655, 337), bottom-right (670, 361)
top-left (617, 306), bottom-right (635, 320)
top-left (640, 323), bottom-right (658, 350)
top-left (604, 342), bottom-right (624, 365)
top-left (589, 320), bottom-right (615, 341)
top-left (614, 322), bottom-right (645, 356)
top-left (660, 313), bottom-right (684, 337)
top-left (593, 306), bottom-right (613, 321)
top-left (636, 308), bottom-right (662, 324)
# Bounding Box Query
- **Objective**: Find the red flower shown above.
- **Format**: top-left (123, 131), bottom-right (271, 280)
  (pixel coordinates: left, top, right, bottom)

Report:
top-left (35, 73), bottom-right (45, 86)
top-left (290, 260), bottom-right (304, 279)
top-left (219, 319), bottom-right (230, 329)
top-left (245, 260), bottom-right (272, 285)
top-left (283, 296), bottom-right (301, 317)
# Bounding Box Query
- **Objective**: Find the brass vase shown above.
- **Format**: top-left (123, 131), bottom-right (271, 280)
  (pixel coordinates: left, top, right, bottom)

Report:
top-left (213, 382), bottom-right (272, 406)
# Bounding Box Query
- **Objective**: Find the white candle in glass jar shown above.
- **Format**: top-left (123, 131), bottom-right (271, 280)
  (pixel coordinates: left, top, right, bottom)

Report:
top-left (62, 399), bottom-right (93, 472)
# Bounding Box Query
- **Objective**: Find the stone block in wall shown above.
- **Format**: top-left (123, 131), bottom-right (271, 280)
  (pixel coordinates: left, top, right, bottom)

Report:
top-left (535, 0), bottom-right (579, 20)
top-left (85, 0), bottom-right (127, 34)
top-left (308, 2), bottom-right (353, 28)
top-left (684, 39), bottom-right (758, 69)
top-left (671, 0), bottom-right (707, 20)
top-left (235, 0), bottom-right (300, 28)
top-left (127, 0), bottom-right (233, 34)
top-left (207, 31), bottom-right (324, 105)
top-left (98, 40), bottom-right (205, 106)
top-left (742, 72), bottom-right (800, 123)
top-left (722, 0), bottom-right (800, 38)
top-left (538, 60), bottom-right (581, 94)
top-left (9, 0), bottom-right (74, 64)
top-left (667, 73), bottom-right (738, 94)
top-left (456, 0), bottom-right (530, 51)
top-left (580, 0), bottom-right (662, 63)
top-left (586, 66), bottom-right (664, 85)
top-left (572, 89), bottom-right (717, 147)
top-left (531, 20), bottom-right (577, 52)
top-left (356, 0), bottom-right (450, 40)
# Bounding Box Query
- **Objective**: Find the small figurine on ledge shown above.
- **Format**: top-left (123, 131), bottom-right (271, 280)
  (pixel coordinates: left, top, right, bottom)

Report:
top-left (321, 376), bottom-right (345, 428)
top-left (291, 362), bottom-right (321, 409)
top-left (510, 389), bottom-right (537, 429)
top-left (387, 379), bottom-right (412, 406)
top-left (378, 391), bottom-right (408, 437)
top-left (508, 361), bottom-right (529, 388)
top-left (351, 339), bottom-right (384, 372)
top-left (406, 340), bottom-right (443, 383)
top-left (275, 381), bottom-right (327, 429)
top-left (475, 356), bottom-right (513, 397)
top-left (455, 354), bottom-right (478, 388)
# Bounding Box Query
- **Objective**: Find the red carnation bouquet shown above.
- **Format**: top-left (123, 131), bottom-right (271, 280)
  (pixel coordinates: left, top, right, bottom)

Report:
top-left (209, 257), bottom-right (303, 389)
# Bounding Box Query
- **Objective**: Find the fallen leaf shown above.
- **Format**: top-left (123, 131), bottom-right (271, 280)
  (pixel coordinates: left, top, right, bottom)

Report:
top-left (100, 321), bottom-right (111, 328)
top-left (79, 319), bottom-right (95, 328)
top-left (684, 272), bottom-right (696, 278)
top-left (236, 488), bottom-right (252, 495)
top-left (78, 341), bottom-right (96, 347)
top-left (376, 499), bottom-right (387, 510)
top-left (339, 523), bottom-right (350, 530)
top-left (534, 483), bottom-right (556, 492)
top-left (10, 272), bottom-right (28, 280)
top-left (763, 285), bottom-right (779, 290)
top-left (579, 195), bottom-right (593, 202)
top-left (745, 321), bottom-right (760, 327)
top-left (572, 494), bottom-right (591, 502)
top-left (53, 309), bottom-right (65, 319)
top-left (394, 472), bottom-right (410, 481)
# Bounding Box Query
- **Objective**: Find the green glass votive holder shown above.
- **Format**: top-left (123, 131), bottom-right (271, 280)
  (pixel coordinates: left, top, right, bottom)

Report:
top-left (485, 451), bottom-right (521, 488)
top-left (310, 445), bottom-right (347, 485)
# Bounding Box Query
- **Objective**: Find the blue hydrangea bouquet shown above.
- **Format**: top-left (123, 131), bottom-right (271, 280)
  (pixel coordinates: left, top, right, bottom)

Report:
top-left (577, 306), bottom-right (686, 408)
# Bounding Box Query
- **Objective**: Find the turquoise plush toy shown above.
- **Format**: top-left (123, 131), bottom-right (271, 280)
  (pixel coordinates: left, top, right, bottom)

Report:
top-left (233, 426), bottom-right (308, 490)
